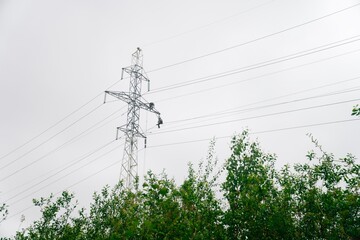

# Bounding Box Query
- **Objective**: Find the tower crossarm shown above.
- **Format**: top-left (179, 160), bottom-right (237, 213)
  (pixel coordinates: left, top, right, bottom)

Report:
top-left (105, 90), bottom-right (160, 116)
top-left (105, 91), bottom-right (131, 103)
top-left (122, 67), bottom-right (149, 82)
top-left (137, 100), bottom-right (160, 116)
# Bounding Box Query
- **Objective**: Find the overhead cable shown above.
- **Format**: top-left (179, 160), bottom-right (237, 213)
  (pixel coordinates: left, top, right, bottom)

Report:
top-left (8, 142), bottom-right (120, 206)
top-left (147, 118), bottom-right (360, 148)
top-left (3, 3), bottom-right (359, 169)
top-left (154, 50), bottom-right (360, 103)
top-left (149, 98), bottom-right (360, 135)
top-left (148, 36), bottom-right (360, 93)
top-left (163, 87), bottom-right (360, 128)
top-left (142, 0), bottom-right (277, 47)
top-left (5, 146), bottom-right (120, 220)
top-left (147, 3), bottom-right (360, 73)
top-left (1, 108), bottom-right (126, 188)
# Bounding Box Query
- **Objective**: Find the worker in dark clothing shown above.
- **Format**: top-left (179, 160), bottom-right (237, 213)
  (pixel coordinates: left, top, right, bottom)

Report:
top-left (157, 116), bottom-right (163, 128)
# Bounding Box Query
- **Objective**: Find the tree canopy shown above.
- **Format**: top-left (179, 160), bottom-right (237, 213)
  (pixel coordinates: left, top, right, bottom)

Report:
top-left (2, 131), bottom-right (359, 240)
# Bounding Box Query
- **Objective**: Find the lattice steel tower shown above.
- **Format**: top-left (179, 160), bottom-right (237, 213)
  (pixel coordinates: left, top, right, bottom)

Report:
top-left (105, 48), bottom-right (162, 188)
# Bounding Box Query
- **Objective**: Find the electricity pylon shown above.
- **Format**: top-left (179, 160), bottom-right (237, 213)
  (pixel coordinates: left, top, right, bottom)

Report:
top-left (105, 48), bottom-right (162, 189)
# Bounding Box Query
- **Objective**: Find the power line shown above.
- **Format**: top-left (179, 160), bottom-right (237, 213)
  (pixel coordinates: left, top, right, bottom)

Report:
top-left (5, 147), bottom-right (120, 220)
top-left (0, 104), bottom-right (103, 171)
top-left (252, 119), bottom-right (360, 135)
top-left (158, 89), bottom-right (360, 134)
top-left (142, 0), bottom-right (277, 47)
top-left (4, 3), bottom-right (359, 162)
top-left (3, 47), bottom-right (356, 182)
top-left (192, 77), bottom-right (360, 119)
top-left (4, 108), bottom-right (125, 191)
top-left (3, 3), bottom-right (358, 162)
top-left (5, 111), bottom-right (357, 221)
top-left (147, 118), bottom-right (360, 148)
top-left (149, 98), bottom-right (360, 136)
top-left (147, 36), bottom-right (360, 94)
top-left (0, 136), bottom-right (115, 186)
top-left (13, 87), bottom-right (353, 202)
top-left (9, 81), bottom-right (354, 194)
top-left (1, 4), bottom-right (359, 197)
top-left (57, 160), bottom-right (120, 194)
top-left (0, 78), bottom-right (124, 164)
top-left (141, 86), bottom-right (360, 135)
top-left (162, 87), bottom-right (360, 128)
top-left (2, 108), bottom-right (126, 190)
top-left (147, 2), bottom-right (360, 73)
top-left (0, 95), bottom-right (103, 162)
top-left (8, 141), bottom-right (120, 206)
top-left (154, 50), bottom-right (360, 103)
top-left (4, 2), bottom-right (360, 224)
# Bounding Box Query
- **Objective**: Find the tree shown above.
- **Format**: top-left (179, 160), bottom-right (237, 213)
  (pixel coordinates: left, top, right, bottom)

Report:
top-left (11, 148), bottom-right (225, 240)
top-left (222, 131), bottom-right (360, 239)
top-left (290, 136), bottom-right (360, 239)
top-left (222, 130), bottom-right (292, 239)
top-left (78, 141), bottom-right (225, 239)
top-left (14, 191), bottom-right (82, 240)
top-left (84, 181), bottom-right (141, 239)
top-left (5, 131), bottom-right (360, 239)
top-left (176, 140), bottom-right (226, 239)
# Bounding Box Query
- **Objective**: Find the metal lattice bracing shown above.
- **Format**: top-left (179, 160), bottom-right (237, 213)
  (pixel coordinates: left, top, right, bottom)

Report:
top-left (105, 48), bottom-right (162, 188)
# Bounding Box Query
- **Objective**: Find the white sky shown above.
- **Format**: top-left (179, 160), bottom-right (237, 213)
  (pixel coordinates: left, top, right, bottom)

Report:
top-left (1, 0), bottom-right (360, 236)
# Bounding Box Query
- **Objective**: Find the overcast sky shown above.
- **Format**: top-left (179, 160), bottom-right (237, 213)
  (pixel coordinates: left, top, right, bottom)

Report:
top-left (1, 0), bottom-right (360, 236)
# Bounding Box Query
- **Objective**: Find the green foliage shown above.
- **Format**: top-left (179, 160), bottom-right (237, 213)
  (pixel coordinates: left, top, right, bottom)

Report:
top-left (222, 131), bottom-right (291, 239)
top-left (14, 192), bottom-right (81, 240)
top-left (290, 135), bottom-right (360, 239)
top-left (84, 181), bottom-right (141, 239)
top-left (0, 203), bottom-right (8, 224)
top-left (176, 140), bottom-right (226, 239)
top-left (5, 131), bottom-right (359, 240)
top-left (221, 132), bottom-right (359, 239)
top-left (11, 142), bottom-right (224, 239)
top-left (352, 104), bottom-right (360, 116)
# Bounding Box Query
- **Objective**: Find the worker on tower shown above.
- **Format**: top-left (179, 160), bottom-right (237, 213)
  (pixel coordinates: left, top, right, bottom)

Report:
top-left (157, 116), bottom-right (163, 128)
